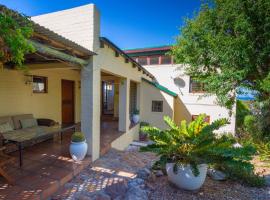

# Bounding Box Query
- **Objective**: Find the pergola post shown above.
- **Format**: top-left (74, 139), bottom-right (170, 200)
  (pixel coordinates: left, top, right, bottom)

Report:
top-left (119, 78), bottom-right (130, 132)
top-left (81, 58), bottom-right (101, 161)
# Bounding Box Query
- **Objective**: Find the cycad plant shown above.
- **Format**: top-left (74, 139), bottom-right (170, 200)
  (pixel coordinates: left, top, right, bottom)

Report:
top-left (141, 114), bottom-right (259, 183)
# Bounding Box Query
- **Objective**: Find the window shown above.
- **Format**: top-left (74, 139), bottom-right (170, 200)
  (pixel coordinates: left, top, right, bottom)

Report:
top-left (160, 55), bottom-right (172, 64)
top-left (137, 57), bottom-right (148, 65)
top-left (152, 101), bottom-right (163, 112)
top-left (149, 56), bottom-right (159, 65)
top-left (189, 78), bottom-right (205, 93)
top-left (33, 76), bottom-right (48, 93)
top-left (129, 81), bottom-right (138, 114)
top-left (192, 115), bottom-right (210, 123)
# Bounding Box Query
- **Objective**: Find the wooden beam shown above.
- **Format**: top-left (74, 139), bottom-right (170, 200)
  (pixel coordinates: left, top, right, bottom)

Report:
top-left (115, 51), bottom-right (119, 57)
top-left (28, 40), bottom-right (89, 66)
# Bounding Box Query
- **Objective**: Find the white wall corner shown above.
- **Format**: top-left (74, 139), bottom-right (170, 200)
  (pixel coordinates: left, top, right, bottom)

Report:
top-left (32, 4), bottom-right (101, 52)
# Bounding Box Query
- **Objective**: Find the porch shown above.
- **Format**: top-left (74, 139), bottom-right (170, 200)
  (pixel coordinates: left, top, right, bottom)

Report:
top-left (0, 131), bottom-right (90, 199)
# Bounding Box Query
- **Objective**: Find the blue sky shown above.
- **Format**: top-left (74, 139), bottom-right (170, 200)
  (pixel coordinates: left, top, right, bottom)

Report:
top-left (0, 0), bottom-right (201, 49)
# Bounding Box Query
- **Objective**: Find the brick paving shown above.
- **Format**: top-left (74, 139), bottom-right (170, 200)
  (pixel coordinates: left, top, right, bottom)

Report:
top-left (0, 132), bottom-right (91, 200)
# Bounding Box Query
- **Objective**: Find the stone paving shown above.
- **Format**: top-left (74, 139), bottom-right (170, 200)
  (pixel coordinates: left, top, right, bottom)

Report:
top-left (53, 145), bottom-right (270, 200)
top-left (52, 147), bottom-right (156, 200)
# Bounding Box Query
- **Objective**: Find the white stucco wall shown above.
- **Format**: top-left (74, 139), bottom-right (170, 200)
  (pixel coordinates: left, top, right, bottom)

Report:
top-left (32, 4), bottom-right (100, 52)
top-left (140, 81), bottom-right (175, 130)
top-left (145, 64), bottom-right (236, 133)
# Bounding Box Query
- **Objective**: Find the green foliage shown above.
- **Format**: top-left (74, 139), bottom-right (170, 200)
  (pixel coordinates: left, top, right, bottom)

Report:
top-left (236, 100), bottom-right (251, 128)
top-left (255, 142), bottom-right (270, 162)
top-left (140, 121), bottom-right (150, 128)
top-left (0, 5), bottom-right (35, 69)
top-left (171, 0), bottom-right (270, 109)
top-left (71, 132), bottom-right (86, 143)
top-left (140, 114), bottom-right (259, 185)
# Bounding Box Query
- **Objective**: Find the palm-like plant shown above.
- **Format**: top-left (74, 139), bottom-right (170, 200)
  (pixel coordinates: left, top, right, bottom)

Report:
top-left (141, 114), bottom-right (256, 177)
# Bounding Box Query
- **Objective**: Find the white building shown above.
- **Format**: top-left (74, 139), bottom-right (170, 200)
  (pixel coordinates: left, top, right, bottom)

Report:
top-left (125, 46), bottom-right (236, 133)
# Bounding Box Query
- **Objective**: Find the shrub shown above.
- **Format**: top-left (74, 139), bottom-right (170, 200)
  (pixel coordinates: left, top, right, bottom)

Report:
top-left (255, 142), bottom-right (270, 162)
top-left (71, 132), bottom-right (86, 142)
top-left (141, 114), bottom-right (262, 186)
top-left (140, 121), bottom-right (149, 128)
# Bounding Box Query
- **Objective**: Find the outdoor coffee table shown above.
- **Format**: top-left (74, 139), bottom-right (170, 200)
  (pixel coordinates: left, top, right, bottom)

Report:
top-left (2, 124), bottom-right (77, 167)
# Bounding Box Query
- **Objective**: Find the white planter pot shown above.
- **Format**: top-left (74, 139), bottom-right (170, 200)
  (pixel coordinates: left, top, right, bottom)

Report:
top-left (166, 163), bottom-right (208, 190)
top-left (70, 140), bottom-right (88, 161)
top-left (132, 114), bottom-right (140, 124)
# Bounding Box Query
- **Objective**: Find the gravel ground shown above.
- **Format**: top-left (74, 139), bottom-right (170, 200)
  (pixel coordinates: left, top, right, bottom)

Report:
top-left (149, 176), bottom-right (269, 200)
top-left (54, 146), bottom-right (270, 200)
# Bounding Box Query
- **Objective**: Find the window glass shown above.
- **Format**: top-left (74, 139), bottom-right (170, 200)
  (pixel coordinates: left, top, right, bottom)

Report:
top-left (160, 55), bottom-right (172, 64)
top-left (152, 101), bottom-right (163, 112)
top-left (33, 76), bottom-right (47, 93)
top-left (149, 56), bottom-right (159, 65)
top-left (189, 78), bottom-right (205, 93)
top-left (137, 57), bottom-right (147, 65)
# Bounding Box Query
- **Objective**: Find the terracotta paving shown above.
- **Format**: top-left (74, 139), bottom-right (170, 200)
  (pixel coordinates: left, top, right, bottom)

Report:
top-left (0, 132), bottom-right (91, 200)
top-left (100, 118), bottom-right (124, 155)
top-left (0, 121), bottom-right (126, 200)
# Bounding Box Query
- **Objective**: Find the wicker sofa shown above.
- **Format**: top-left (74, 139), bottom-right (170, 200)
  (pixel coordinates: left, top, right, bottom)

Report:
top-left (0, 114), bottom-right (56, 152)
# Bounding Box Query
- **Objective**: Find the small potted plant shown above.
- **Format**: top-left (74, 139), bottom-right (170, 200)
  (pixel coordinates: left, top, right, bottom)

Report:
top-left (139, 122), bottom-right (149, 141)
top-left (132, 109), bottom-right (140, 124)
top-left (141, 114), bottom-right (256, 190)
top-left (70, 132), bottom-right (88, 161)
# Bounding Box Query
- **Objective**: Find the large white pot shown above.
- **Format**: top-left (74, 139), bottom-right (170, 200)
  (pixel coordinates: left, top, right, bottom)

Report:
top-left (132, 114), bottom-right (140, 124)
top-left (166, 163), bottom-right (208, 190)
top-left (70, 140), bottom-right (88, 161)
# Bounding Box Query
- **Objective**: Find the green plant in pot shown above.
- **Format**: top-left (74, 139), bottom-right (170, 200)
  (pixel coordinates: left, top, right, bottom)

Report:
top-left (132, 109), bottom-right (140, 124)
top-left (141, 114), bottom-right (258, 190)
top-left (139, 122), bottom-right (150, 141)
top-left (70, 132), bottom-right (88, 161)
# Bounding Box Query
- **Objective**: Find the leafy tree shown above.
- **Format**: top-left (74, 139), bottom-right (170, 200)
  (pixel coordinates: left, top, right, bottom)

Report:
top-left (140, 115), bottom-right (263, 186)
top-left (171, 0), bottom-right (270, 109)
top-left (0, 5), bottom-right (34, 69)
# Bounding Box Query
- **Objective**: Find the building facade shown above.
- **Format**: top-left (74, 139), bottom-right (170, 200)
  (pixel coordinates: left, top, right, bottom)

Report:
top-left (125, 46), bottom-right (236, 133)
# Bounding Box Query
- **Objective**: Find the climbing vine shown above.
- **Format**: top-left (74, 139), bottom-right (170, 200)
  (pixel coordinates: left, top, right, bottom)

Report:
top-left (0, 5), bottom-right (35, 69)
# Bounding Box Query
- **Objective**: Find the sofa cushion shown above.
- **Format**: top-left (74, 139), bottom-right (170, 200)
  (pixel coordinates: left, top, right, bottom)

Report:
top-left (0, 116), bottom-right (14, 130)
top-left (20, 118), bottom-right (38, 129)
top-left (12, 114), bottom-right (34, 130)
top-left (0, 122), bottom-right (13, 133)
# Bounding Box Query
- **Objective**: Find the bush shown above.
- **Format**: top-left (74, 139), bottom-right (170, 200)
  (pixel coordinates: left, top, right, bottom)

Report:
top-left (236, 100), bottom-right (252, 139)
top-left (71, 132), bottom-right (86, 142)
top-left (255, 142), bottom-right (270, 162)
top-left (140, 114), bottom-right (260, 186)
top-left (243, 115), bottom-right (257, 136)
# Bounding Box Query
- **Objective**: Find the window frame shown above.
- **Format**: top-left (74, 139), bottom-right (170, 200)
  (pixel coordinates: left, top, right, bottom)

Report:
top-left (152, 100), bottom-right (163, 112)
top-left (137, 56), bottom-right (148, 65)
top-left (189, 77), bottom-right (205, 93)
top-left (149, 56), bottom-right (160, 65)
top-left (160, 55), bottom-right (172, 65)
top-left (191, 115), bottom-right (210, 123)
top-left (32, 76), bottom-right (48, 94)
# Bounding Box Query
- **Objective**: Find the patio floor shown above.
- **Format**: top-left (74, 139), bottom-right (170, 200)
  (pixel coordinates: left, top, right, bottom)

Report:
top-left (0, 120), bottom-right (126, 200)
top-left (0, 131), bottom-right (91, 200)
top-left (100, 116), bottom-right (124, 155)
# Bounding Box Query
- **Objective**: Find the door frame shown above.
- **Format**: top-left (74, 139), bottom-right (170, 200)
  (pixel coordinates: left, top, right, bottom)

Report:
top-left (61, 79), bottom-right (75, 125)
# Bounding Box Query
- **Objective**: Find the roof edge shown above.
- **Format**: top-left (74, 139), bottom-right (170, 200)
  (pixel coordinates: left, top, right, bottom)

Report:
top-left (142, 78), bottom-right (178, 97)
top-left (100, 37), bottom-right (155, 79)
